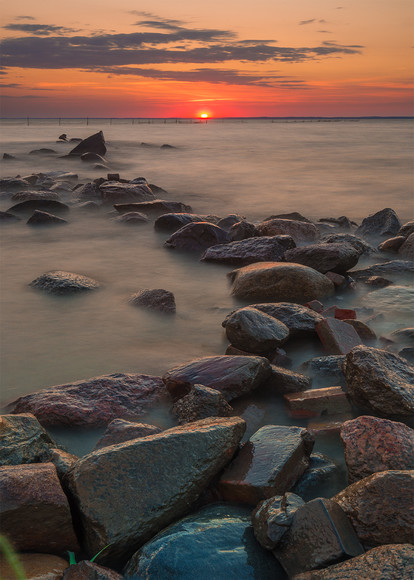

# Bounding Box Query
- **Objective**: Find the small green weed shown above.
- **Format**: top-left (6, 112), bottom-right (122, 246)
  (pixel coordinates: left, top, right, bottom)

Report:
top-left (67, 543), bottom-right (111, 565)
top-left (0, 535), bottom-right (26, 580)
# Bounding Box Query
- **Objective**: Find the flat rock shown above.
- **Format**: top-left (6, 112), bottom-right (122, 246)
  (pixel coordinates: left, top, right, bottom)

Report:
top-left (0, 413), bottom-right (56, 466)
top-left (29, 271), bottom-right (101, 294)
top-left (27, 210), bottom-right (68, 226)
top-left (201, 235), bottom-right (295, 266)
top-left (263, 366), bottom-right (311, 394)
top-left (284, 243), bottom-right (360, 274)
top-left (68, 131), bottom-right (106, 157)
top-left (333, 470), bottom-right (414, 546)
top-left (163, 355), bottom-right (272, 402)
top-left (322, 233), bottom-right (377, 255)
top-left (355, 207), bottom-right (401, 240)
top-left (343, 345), bottom-right (414, 415)
top-left (316, 317), bottom-right (363, 355)
top-left (251, 302), bottom-right (324, 335)
top-left (62, 561), bottom-right (122, 579)
top-left (350, 259), bottom-right (414, 281)
top-left (114, 199), bottom-right (192, 215)
top-left (298, 355), bottom-right (346, 387)
top-left (99, 182), bottom-right (155, 204)
top-left (229, 262), bottom-right (335, 303)
top-left (6, 199), bottom-right (70, 216)
top-left (9, 373), bottom-right (170, 427)
top-left (172, 384), bottom-right (232, 424)
top-left (284, 386), bottom-right (350, 418)
top-left (256, 218), bottom-right (320, 242)
top-left (65, 417), bottom-right (246, 567)
top-left (0, 553), bottom-right (69, 580)
top-left (73, 182), bottom-right (102, 202)
top-left (341, 415), bottom-right (414, 483)
top-left (0, 177), bottom-right (31, 192)
top-left (11, 190), bottom-right (61, 202)
top-left (164, 221), bottom-right (229, 252)
top-left (218, 425), bottom-right (314, 505)
top-left (378, 235), bottom-right (406, 252)
top-left (154, 213), bottom-right (207, 232)
top-left (128, 288), bottom-right (176, 313)
top-left (361, 285), bottom-right (414, 317)
top-left (94, 419), bottom-right (162, 450)
top-left (399, 232), bottom-right (414, 260)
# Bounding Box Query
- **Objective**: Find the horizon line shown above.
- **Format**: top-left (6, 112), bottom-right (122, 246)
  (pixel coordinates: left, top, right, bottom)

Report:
top-left (1, 115), bottom-right (413, 120)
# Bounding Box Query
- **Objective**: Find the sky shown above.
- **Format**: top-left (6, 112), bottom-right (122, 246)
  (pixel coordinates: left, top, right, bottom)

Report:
top-left (0, 0), bottom-right (413, 117)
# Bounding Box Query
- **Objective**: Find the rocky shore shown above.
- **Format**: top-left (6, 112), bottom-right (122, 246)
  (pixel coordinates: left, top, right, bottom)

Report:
top-left (1, 132), bottom-right (413, 579)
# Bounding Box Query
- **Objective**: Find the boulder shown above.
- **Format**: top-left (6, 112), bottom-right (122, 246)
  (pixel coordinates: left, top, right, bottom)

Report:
top-left (398, 219), bottom-right (414, 238)
top-left (355, 207), bottom-right (401, 240)
top-left (0, 413), bottom-right (56, 466)
top-left (361, 285), bottom-right (414, 317)
top-left (65, 417), bottom-right (246, 567)
top-left (201, 235), bottom-right (295, 266)
top-left (266, 211), bottom-right (311, 223)
top-left (342, 319), bottom-right (376, 342)
top-left (284, 386), bottom-right (351, 418)
top-left (29, 271), bottom-right (101, 295)
top-left (124, 503), bottom-right (279, 580)
top-left (343, 345), bottom-right (414, 415)
top-left (378, 235), bottom-right (406, 252)
top-left (229, 262), bottom-right (335, 303)
top-left (164, 222), bottom-right (229, 252)
top-left (283, 243), bottom-right (360, 274)
top-left (0, 210), bottom-right (21, 223)
top-left (292, 452), bottom-right (343, 501)
top-left (316, 317), bottom-right (363, 355)
top-left (256, 218), bottom-right (320, 242)
top-left (264, 366), bottom-right (311, 394)
top-left (298, 355), bottom-right (346, 387)
top-left (128, 288), bottom-right (176, 313)
top-left (350, 259), bottom-right (414, 281)
top-left (399, 232), bottom-right (414, 260)
top-left (163, 355), bottom-right (272, 402)
top-left (216, 214), bottom-right (246, 231)
top-left (228, 220), bottom-right (258, 241)
top-left (114, 200), bottom-right (192, 215)
top-left (73, 182), bottom-right (102, 202)
top-left (48, 448), bottom-right (78, 480)
top-left (318, 216), bottom-right (353, 229)
top-left (11, 190), bottom-right (60, 202)
top-left (80, 152), bottom-right (106, 163)
top-left (68, 131), bottom-right (106, 157)
top-left (27, 210), bottom-right (68, 226)
top-left (94, 419), bottom-right (162, 450)
top-left (250, 302), bottom-right (324, 335)
top-left (333, 470), bottom-right (414, 546)
top-left (172, 384), bottom-right (232, 424)
top-left (154, 213), bottom-right (207, 232)
top-left (0, 463), bottom-right (79, 554)
top-left (0, 553), bottom-right (69, 580)
top-left (6, 199), bottom-right (70, 216)
top-left (62, 561), bottom-right (122, 579)
top-left (9, 373), bottom-right (170, 428)
top-left (340, 415), bottom-right (414, 483)
top-left (322, 233), bottom-right (377, 255)
top-left (29, 148), bottom-right (57, 155)
top-left (99, 182), bottom-right (155, 205)
top-left (218, 425), bottom-right (314, 504)
top-left (0, 177), bottom-right (30, 193)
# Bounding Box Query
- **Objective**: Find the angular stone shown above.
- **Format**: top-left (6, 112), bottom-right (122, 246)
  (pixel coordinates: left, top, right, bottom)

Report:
top-left (27, 210), bottom-right (68, 226)
top-left (201, 235), bottom-right (295, 266)
top-left (316, 317), bottom-right (362, 355)
top-left (256, 218), bottom-right (320, 242)
top-left (0, 463), bottom-right (79, 554)
top-left (29, 270), bottom-right (101, 295)
top-left (124, 504), bottom-right (279, 580)
top-left (305, 300), bottom-right (324, 312)
top-left (164, 222), bottom-right (229, 252)
top-left (274, 498), bottom-right (364, 577)
top-left (0, 553), bottom-right (69, 580)
top-left (308, 415), bottom-right (353, 436)
top-left (11, 190), bottom-right (61, 202)
top-left (99, 182), bottom-right (155, 205)
top-left (228, 220), bottom-right (258, 241)
top-left (154, 213), bottom-right (206, 232)
top-left (7, 199), bottom-right (70, 216)
top-left (343, 319), bottom-right (376, 342)
top-left (343, 345), bottom-right (414, 416)
top-left (319, 215), bottom-right (353, 229)
top-left (333, 470), bottom-right (414, 546)
top-left (298, 355), bottom-right (346, 388)
top-left (9, 373), bottom-right (170, 427)
top-left (114, 199), bottom-right (191, 215)
top-left (216, 214), bottom-right (245, 231)
top-left (355, 207), bottom-right (401, 240)
top-left (284, 243), bottom-right (360, 274)
top-left (0, 413), bottom-right (56, 466)
top-left (325, 271), bottom-right (346, 286)
top-left (350, 259), bottom-right (414, 281)
top-left (341, 415), bottom-right (414, 483)
top-left (284, 387), bottom-right (351, 418)
top-left (65, 417), bottom-right (246, 567)
top-left (399, 220), bottom-right (414, 237)
top-left (264, 365), bottom-right (311, 394)
top-left (163, 355), bottom-right (272, 402)
top-left (378, 235), bottom-right (406, 252)
top-left (399, 232), bottom-right (414, 260)
top-left (218, 425), bottom-right (314, 504)
top-left (128, 288), bottom-right (176, 313)
top-left (73, 182), bottom-right (102, 202)
top-left (94, 419), bottom-right (162, 450)
top-left (230, 262), bottom-right (335, 303)
top-left (248, 302), bottom-right (324, 335)
top-left (322, 233), bottom-right (377, 255)
top-left (172, 385), bottom-right (232, 424)
top-left (48, 448), bottom-right (79, 480)
top-left (292, 453), bottom-right (343, 501)
top-left (62, 561), bottom-right (122, 579)
top-left (68, 131), bottom-right (106, 157)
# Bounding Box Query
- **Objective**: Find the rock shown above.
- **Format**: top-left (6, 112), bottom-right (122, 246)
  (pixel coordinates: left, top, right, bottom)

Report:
top-left (305, 300), bottom-right (324, 313)
top-left (350, 259), bottom-right (414, 281)
top-left (340, 415), bottom-right (414, 483)
top-left (216, 214), bottom-right (245, 231)
top-left (264, 211), bottom-right (312, 223)
top-left (399, 232), bottom-right (414, 260)
top-left (0, 177), bottom-right (30, 193)
top-left (73, 182), bottom-right (102, 203)
top-left (68, 131), bottom-right (106, 157)
top-left (316, 317), bottom-right (363, 355)
top-left (154, 213), bottom-right (206, 232)
top-left (94, 419), bottom-right (162, 450)
top-left (0, 210), bottom-right (21, 223)
top-left (6, 199), bottom-right (70, 216)
top-left (319, 216), bottom-right (353, 229)
top-left (274, 498), bottom-right (364, 577)
top-left (65, 417), bottom-right (246, 567)
top-left (321, 306), bottom-right (357, 321)
top-left (283, 243), bottom-right (360, 274)
top-left (2, 153), bottom-right (16, 160)
top-left (218, 425), bottom-right (314, 504)
top-left (0, 463), bottom-right (79, 554)
top-left (298, 355), bottom-right (346, 387)
top-left (250, 302), bottom-right (324, 335)
top-left (223, 306), bottom-right (290, 354)
top-left (27, 210), bottom-right (68, 226)
top-left (355, 207), bottom-right (401, 240)
top-left (172, 385), bottom-right (232, 424)
top-left (361, 285), bottom-right (414, 317)
top-left (308, 416), bottom-right (353, 436)
top-left (164, 222), bottom-right (229, 252)
top-left (229, 262), bottom-right (335, 303)
top-left (251, 492), bottom-right (305, 550)
top-left (256, 218), bottom-right (320, 243)
top-left (58, 133), bottom-right (68, 141)
top-left (294, 544), bottom-right (414, 580)
top-left (399, 347), bottom-right (414, 364)
top-left (201, 235), bottom-right (295, 266)
top-left (378, 235), bottom-right (406, 252)
top-left (0, 413), bottom-right (56, 466)
top-left (284, 386), bottom-right (351, 418)
top-left (398, 219), bottom-right (414, 238)
top-left (343, 345), bottom-right (414, 416)
top-left (333, 470), bottom-right (414, 546)
top-left (342, 319), bottom-right (376, 342)
top-left (324, 271), bottom-right (346, 286)
top-left (99, 182), bottom-right (155, 205)
top-left (9, 373), bottom-right (170, 428)
top-left (292, 452), bottom-right (343, 501)
top-left (264, 366), bottom-right (311, 394)
top-left (228, 220), bottom-right (258, 241)
top-left (75, 201), bottom-right (101, 212)
top-left (115, 211), bottom-right (149, 225)
top-left (363, 274), bottom-right (393, 288)
top-left (128, 288), bottom-right (176, 313)
top-left (29, 148), bottom-right (57, 155)
top-left (11, 190), bottom-right (61, 202)
top-left (62, 561), bottom-right (122, 579)
top-left (48, 448), bottom-right (78, 480)
top-left (29, 271), bottom-right (101, 295)
top-left (124, 503), bottom-right (279, 580)
top-left (80, 152), bottom-right (106, 163)
top-left (322, 233), bottom-right (377, 255)
top-left (0, 553), bottom-right (69, 580)
top-left (114, 200), bottom-right (192, 215)
top-left (163, 355), bottom-right (272, 402)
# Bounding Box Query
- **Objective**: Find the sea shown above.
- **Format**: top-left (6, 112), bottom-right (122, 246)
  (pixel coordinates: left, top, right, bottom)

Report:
top-left (1, 117), bottom-right (413, 466)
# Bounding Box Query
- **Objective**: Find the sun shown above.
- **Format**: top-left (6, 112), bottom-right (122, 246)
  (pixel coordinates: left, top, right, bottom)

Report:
top-left (200, 113), bottom-right (209, 118)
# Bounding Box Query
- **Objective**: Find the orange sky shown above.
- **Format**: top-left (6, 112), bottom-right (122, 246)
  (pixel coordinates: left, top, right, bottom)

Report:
top-left (1, 0), bottom-right (413, 117)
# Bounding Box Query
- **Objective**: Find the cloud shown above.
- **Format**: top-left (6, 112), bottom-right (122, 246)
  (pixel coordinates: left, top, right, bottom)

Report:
top-left (15, 16), bottom-right (36, 21)
top-left (299, 18), bottom-right (327, 25)
top-left (4, 23), bottom-right (79, 36)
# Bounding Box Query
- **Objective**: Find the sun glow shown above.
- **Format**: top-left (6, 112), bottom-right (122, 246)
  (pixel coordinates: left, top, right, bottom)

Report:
top-left (200, 113), bottom-right (209, 118)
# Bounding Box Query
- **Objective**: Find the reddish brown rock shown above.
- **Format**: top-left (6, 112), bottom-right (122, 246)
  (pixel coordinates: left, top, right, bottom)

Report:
top-left (0, 553), bottom-right (69, 580)
top-left (256, 218), bottom-right (320, 242)
top-left (264, 365), bottom-right (311, 394)
top-left (164, 222), bottom-right (229, 252)
top-left (283, 242), bottom-right (360, 274)
top-left (250, 302), bottom-right (324, 335)
top-left (399, 232), bottom-right (414, 260)
top-left (342, 319), bottom-right (376, 342)
top-left (218, 425), bottom-right (314, 505)
top-left (0, 413), bottom-right (56, 466)
top-left (378, 235), bottom-right (406, 252)
top-left (99, 182), bottom-right (154, 205)
top-left (340, 415), bottom-right (414, 483)
top-left (172, 384), bottom-right (232, 424)
top-left (284, 387), bottom-right (351, 419)
top-left (333, 470), bottom-right (414, 546)
top-left (325, 271), bottom-right (346, 286)
top-left (316, 317), bottom-right (363, 355)
top-left (62, 560), bottom-right (123, 579)
top-left (0, 463), bottom-right (79, 554)
top-left (48, 448), bottom-right (79, 479)
top-left (94, 419), bottom-right (162, 450)
top-left (305, 300), bottom-right (324, 313)
top-left (128, 289), bottom-right (176, 313)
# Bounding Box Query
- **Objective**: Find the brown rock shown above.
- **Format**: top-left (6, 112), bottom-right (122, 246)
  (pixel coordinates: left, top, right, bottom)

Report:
top-left (378, 235), bottom-right (406, 252)
top-left (284, 386), bottom-right (351, 418)
top-left (114, 200), bottom-right (191, 215)
top-left (164, 222), bottom-right (229, 252)
top-left (0, 553), bottom-right (69, 580)
top-left (355, 207), bottom-right (401, 240)
top-left (48, 448), bottom-right (79, 480)
top-left (325, 271), bottom-right (346, 286)
top-left (27, 210), bottom-right (68, 226)
top-left (283, 242), bottom-right (360, 274)
top-left (342, 319), bottom-right (376, 342)
top-left (316, 317), bottom-right (363, 355)
top-left (201, 235), bottom-right (295, 266)
top-left (29, 271), bottom-right (101, 294)
top-left (128, 289), bottom-right (176, 313)
top-left (62, 560), bottom-right (123, 579)
top-left (264, 366), bottom-right (311, 394)
top-left (256, 218), bottom-right (320, 242)
top-left (0, 413), bottom-right (56, 466)
top-left (99, 182), bottom-right (154, 205)
top-left (247, 302), bottom-right (324, 335)
top-left (68, 131), bottom-right (106, 157)
top-left (115, 212), bottom-right (149, 225)
top-left (399, 232), bottom-right (414, 260)
top-left (308, 415), bottom-right (353, 436)
top-left (172, 384), bottom-right (232, 424)
top-left (94, 420), bottom-right (162, 450)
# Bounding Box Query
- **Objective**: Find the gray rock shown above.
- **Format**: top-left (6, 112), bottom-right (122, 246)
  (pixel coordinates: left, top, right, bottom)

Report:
top-left (48, 448), bottom-right (78, 480)
top-left (298, 355), bottom-right (346, 387)
top-left (257, 218), bottom-right (320, 243)
top-left (68, 131), bottom-right (106, 157)
top-left (355, 207), bottom-right (401, 240)
top-left (378, 235), bottom-right (406, 252)
top-left (6, 199), bottom-right (70, 216)
top-left (292, 453), bottom-right (343, 501)
top-left (322, 233), bottom-right (377, 255)
top-left (27, 210), bottom-right (68, 226)
top-left (201, 235), bottom-right (295, 266)
top-left (94, 419), bottom-right (162, 450)
top-left (264, 365), bottom-right (311, 394)
top-left (99, 182), bottom-right (155, 205)
top-left (216, 214), bottom-right (246, 231)
top-left (251, 302), bottom-right (324, 335)
top-left (350, 259), bottom-right (414, 281)
top-left (128, 288), bottom-right (176, 313)
top-left (0, 211), bottom-right (21, 223)
top-left (0, 413), bottom-right (56, 466)
top-left (172, 384), bottom-right (232, 424)
top-left (29, 148), bottom-right (57, 156)
top-left (63, 561), bottom-right (123, 580)
top-left (398, 220), bottom-right (414, 238)
top-left (114, 200), bottom-right (192, 215)
top-left (0, 177), bottom-right (30, 193)
top-left (73, 182), bottom-right (102, 202)
top-left (229, 220), bottom-right (258, 241)
top-left (361, 285), bottom-right (414, 317)
top-left (283, 243), bottom-right (360, 274)
top-left (252, 492), bottom-right (305, 550)
top-left (399, 232), bottom-right (414, 260)
top-left (115, 211), bottom-right (149, 225)
top-left (29, 270), bottom-right (101, 294)
top-left (164, 222), bottom-right (229, 252)
top-left (11, 190), bottom-right (60, 202)
top-left (154, 213), bottom-right (207, 232)
top-left (264, 212), bottom-right (312, 223)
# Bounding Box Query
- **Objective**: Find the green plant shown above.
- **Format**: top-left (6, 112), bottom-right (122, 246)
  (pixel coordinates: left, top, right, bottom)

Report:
top-left (67, 544), bottom-right (111, 566)
top-left (0, 535), bottom-right (26, 580)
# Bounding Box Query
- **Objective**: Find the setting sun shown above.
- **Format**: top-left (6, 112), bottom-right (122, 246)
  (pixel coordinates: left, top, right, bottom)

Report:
top-left (200, 113), bottom-right (209, 118)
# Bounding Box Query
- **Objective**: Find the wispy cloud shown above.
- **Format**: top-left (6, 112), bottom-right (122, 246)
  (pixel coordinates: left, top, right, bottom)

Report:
top-left (299, 18), bottom-right (327, 25)
top-left (4, 23), bottom-right (79, 36)
top-left (15, 15), bottom-right (35, 21)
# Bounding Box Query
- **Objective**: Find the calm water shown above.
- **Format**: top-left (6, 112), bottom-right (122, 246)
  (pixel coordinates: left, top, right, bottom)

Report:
top-left (1, 118), bottom-right (413, 459)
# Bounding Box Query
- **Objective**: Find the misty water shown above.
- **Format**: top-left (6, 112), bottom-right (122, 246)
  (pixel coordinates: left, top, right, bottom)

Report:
top-left (1, 118), bottom-right (413, 476)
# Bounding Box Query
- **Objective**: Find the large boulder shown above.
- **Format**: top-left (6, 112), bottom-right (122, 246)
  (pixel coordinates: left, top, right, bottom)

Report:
top-left (29, 270), bottom-right (101, 294)
top-left (229, 262), bottom-right (335, 303)
top-left (9, 373), bottom-right (170, 427)
top-left (283, 243), bottom-right (360, 274)
top-left (68, 131), bottom-right (106, 157)
top-left (94, 419), bottom-right (162, 450)
top-left (6, 199), bottom-right (70, 216)
top-left (164, 222), bottom-right (229, 252)
top-left (201, 236), bottom-right (295, 266)
top-left (250, 302), bottom-right (324, 335)
top-left (73, 182), bottom-right (102, 202)
top-left (322, 233), bottom-right (377, 255)
top-left (99, 182), bottom-right (155, 205)
top-left (355, 207), bottom-right (401, 240)
top-left (350, 259), bottom-right (414, 281)
top-left (333, 470), bottom-right (414, 547)
top-left (399, 232), bottom-right (414, 260)
top-left (342, 346), bottom-right (414, 416)
top-left (0, 413), bottom-right (56, 466)
top-left (172, 385), bottom-right (232, 424)
top-left (65, 417), bottom-right (246, 567)
top-left (0, 553), bottom-right (69, 580)
top-left (256, 218), bottom-right (320, 243)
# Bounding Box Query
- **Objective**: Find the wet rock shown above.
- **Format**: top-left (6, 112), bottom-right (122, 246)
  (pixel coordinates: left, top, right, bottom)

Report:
top-left (257, 218), bottom-right (320, 243)
top-left (378, 235), bottom-right (406, 252)
top-left (298, 355), bottom-right (346, 388)
top-left (342, 319), bottom-right (376, 342)
top-left (65, 417), bottom-right (246, 567)
top-left (229, 220), bottom-right (258, 241)
top-left (264, 211), bottom-right (312, 223)
top-left (398, 219), bottom-right (414, 238)
top-left (399, 232), bottom-right (414, 260)
top-left (128, 288), bottom-right (176, 313)
top-left (94, 419), bottom-right (162, 450)
top-left (319, 216), bottom-right (353, 229)
top-left (73, 182), bottom-right (102, 203)
top-left (0, 210), bottom-right (21, 224)
top-left (218, 425), bottom-right (314, 504)
top-left (201, 235), bottom-right (295, 266)
top-left (355, 207), bottom-right (401, 240)
top-left (27, 210), bottom-right (68, 226)
top-left (340, 415), bottom-right (414, 483)
top-left (343, 345), bottom-right (414, 416)
top-left (251, 492), bottom-right (305, 550)
top-left (223, 306), bottom-right (290, 354)
top-left (308, 416), bottom-right (353, 437)
top-left (0, 413), bottom-right (56, 466)
top-left (124, 503), bottom-right (279, 580)
top-left (229, 262), bottom-right (335, 303)
top-left (0, 463), bottom-right (79, 554)
top-left (62, 561), bottom-right (122, 579)
top-left (216, 214), bottom-right (245, 231)
top-left (292, 452), bottom-right (343, 501)
top-left (322, 232), bottom-right (377, 255)
top-left (0, 553), bottom-right (69, 580)
top-left (29, 271), bottom-right (101, 295)
top-left (324, 271), bottom-right (346, 286)
top-left (284, 243), bottom-right (360, 274)
top-left (251, 302), bottom-right (324, 335)
top-left (305, 300), bottom-right (324, 313)
top-left (11, 190), bottom-right (61, 202)
top-left (114, 200), bottom-right (192, 215)
top-left (115, 211), bottom-right (149, 225)
top-left (333, 470), bottom-right (414, 546)
top-left (0, 177), bottom-right (30, 193)
top-left (164, 221), bottom-right (229, 252)
top-left (399, 346), bottom-right (414, 364)
top-left (316, 317), bottom-right (363, 355)
top-left (2, 152), bottom-right (16, 160)
top-left (264, 366), bottom-right (311, 394)
top-left (321, 306), bottom-right (356, 321)
top-left (163, 355), bottom-right (272, 402)
top-left (75, 201), bottom-right (101, 212)
top-left (284, 386), bottom-right (350, 418)
top-left (361, 285), bottom-right (414, 317)
top-left (274, 498), bottom-right (364, 577)
top-left (294, 544), bottom-right (414, 580)
top-left (363, 274), bottom-right (393, 287)
top-left (29, 148), bottom-right (57, 155)
top-left (9, 373), bottom-right (170, 428)
top-left (172, 384), bottom-right (232, 424)
top-left (48, 448), bottom-right (78, 480)
top-left (154, 212), bottom-right (206, 232)
top-left (6, 199), bottom-right (70, 216)
top-left (68, 131), bottom-right (106, 157)
top-left (350, 259), bottom-right (414, 280)
top-left (99, 182), bottom-right (155, 205)
top-left (80, 152), bottom-right (106, 163)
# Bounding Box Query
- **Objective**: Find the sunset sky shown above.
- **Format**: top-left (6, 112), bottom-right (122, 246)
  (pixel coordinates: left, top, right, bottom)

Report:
top-left (1, 0), bottom-right (413, 117)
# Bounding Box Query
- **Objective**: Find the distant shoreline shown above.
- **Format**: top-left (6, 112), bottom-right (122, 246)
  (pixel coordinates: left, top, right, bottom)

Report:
top-left (1, 116), bottom-right (413, 121)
